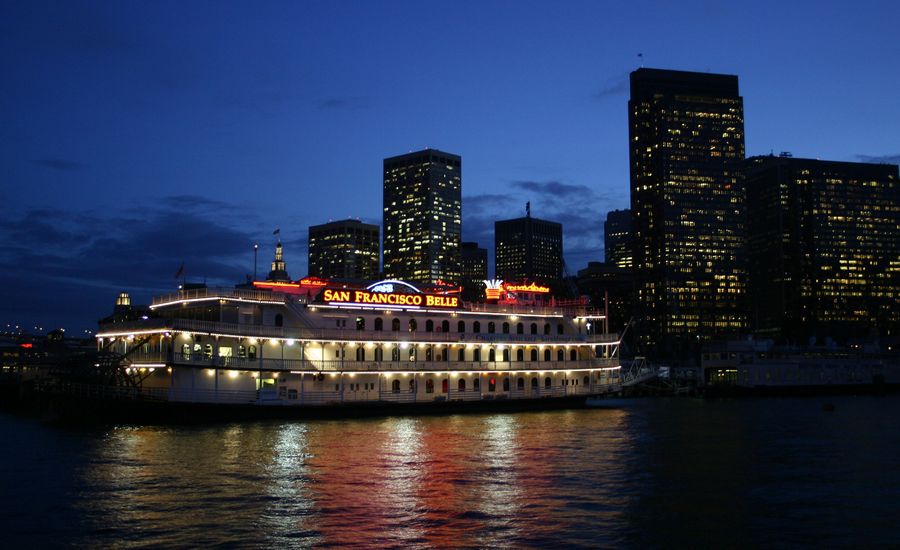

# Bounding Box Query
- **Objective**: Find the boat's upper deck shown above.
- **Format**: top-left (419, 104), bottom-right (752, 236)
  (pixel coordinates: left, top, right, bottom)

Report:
top-left (101, 286), bottom-right (619, 346)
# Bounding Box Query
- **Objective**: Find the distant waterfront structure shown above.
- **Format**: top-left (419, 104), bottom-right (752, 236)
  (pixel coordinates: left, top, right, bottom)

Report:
top-left (460, 241), bottom-right (488, 302)
top-left (629, 68), bottom-right (747, 360)
top-left (383, 149), bottom-right (462, 284)
top-left (267, 241), bottom-right (291, 282)
top-left (308, 219), bottom-right (380, 280)
top-left (745, 155), bottom-right (899, 342)
top-left (604, 209), bottom-right (633, 269)
top-left (495, 210), bottom-right (563, 284)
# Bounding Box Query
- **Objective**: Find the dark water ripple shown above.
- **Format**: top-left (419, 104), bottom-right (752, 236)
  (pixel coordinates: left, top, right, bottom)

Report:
top-left (2, 396), bottom-right (900, 547)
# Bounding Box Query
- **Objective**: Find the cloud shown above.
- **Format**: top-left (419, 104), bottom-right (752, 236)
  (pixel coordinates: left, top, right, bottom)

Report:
top-left (158, 195), bottom-right (241, 212)
top-left (856, 154), bottom-right (900, 164)
top-left (461, 193), bottom-right (509, 247)
top-left (511, 180), bottom-right (593, 197)
top-left (463, 180), bottom-right (627, 275)
top-left (316, 96), bottom-right (369, 110)
top-left (592, 74), bottom-right (628, 101)
top-left (0, 196), bottom-right (312, 332)
top-left (32, 158), bottom-right (85, 171)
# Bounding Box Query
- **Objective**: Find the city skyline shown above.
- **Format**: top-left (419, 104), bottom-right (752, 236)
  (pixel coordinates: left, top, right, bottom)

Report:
top-left (2, 1), bottom-right (900, 332)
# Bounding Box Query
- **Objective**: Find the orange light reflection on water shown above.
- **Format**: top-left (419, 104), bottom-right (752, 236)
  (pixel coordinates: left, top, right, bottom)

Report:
top-left (79, 409), bottom-right (633, 547)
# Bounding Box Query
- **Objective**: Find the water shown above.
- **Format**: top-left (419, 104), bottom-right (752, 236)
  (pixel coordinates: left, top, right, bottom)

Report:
top-left (2, 396), bottom-right (899, 548)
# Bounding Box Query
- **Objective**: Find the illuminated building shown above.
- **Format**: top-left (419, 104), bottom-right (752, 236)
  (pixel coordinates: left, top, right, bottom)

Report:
top-left (745, 155), bottom-right (899, 342)
top-left (460, 241), bottom-right (488, 302)
top-left (629, 68), bottom-right (747, 360)
top-left (383, 149), bottom-right (461, 284)
top-left (267, 241), bottom-right (291, 282)
top-left (495, 212), bottom-right (563, 285)
top-left (604, 209), bottom-right (633, 269)
top-left (308, 219), bottom-right (380, 280)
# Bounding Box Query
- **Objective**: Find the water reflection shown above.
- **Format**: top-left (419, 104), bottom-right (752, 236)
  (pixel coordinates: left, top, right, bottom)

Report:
top-left (7, 397), bottom-right (900, 547)
top-left (263, 424), bottom-right (317, 546)
top-left (67, 409), bottom-right (638, 547)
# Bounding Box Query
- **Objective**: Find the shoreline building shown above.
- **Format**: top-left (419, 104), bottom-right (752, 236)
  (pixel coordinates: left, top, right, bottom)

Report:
top-left (460, 241), bottom-right (488, 302)
top-left (745, 155), bottom-right (899, 343)
top-left (308, 219), bottom-right (380, 281)
top-left (383, 149), bottom-right (462, 284)
top-left (629, 68), bottom-right (747, 360)
top-left (495, 208), bottom-right (563, 286)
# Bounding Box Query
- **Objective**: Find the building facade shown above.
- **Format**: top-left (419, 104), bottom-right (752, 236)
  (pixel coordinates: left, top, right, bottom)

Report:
top-left (745, 155), bottom-right (899, 343)
top-left (460, 241), bottom-right (488, 302)
top-left (495, 215), bottom-right (563, 284)
top-left (577, 261), bottom-right (634, 341)
top-left (604, 208), bottom-right (633, 269)
top-left (383, 149), bottom-right (462, 284)
top-left (629, 68), bottom-right (747, 360)
top-left (308, 219), bottom-right (380, 280)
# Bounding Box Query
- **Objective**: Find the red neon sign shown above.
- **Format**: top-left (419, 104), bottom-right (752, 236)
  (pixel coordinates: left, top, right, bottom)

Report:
top-left (504, 282), bottom-right (550, 293)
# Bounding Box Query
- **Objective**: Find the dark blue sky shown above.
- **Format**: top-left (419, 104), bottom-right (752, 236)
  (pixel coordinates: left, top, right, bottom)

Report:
top-left (2, 0), bottom-right (899, 333)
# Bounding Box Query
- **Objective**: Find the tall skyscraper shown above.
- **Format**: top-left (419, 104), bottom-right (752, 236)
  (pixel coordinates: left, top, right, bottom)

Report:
top-left (495, 212), bottom-right (563, 284)
top-left (383, 149), bottom-right (462, 284)
top-left (308, 219), bottom-right (380, 280)
top-left (629, 68), bottom-right (747, 359)
top-left (604, 208), bottom-right (633, 268)
top-left (745, 155), bottom-right (899, 342)
top-left (460, 241), bottom-right (488, 302)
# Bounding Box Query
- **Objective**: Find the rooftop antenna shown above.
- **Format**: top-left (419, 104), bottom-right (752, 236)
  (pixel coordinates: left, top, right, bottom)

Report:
top-left (638, 53), bottom-right (643, 68)
top-left (526, 201), bottom-right (531, 218)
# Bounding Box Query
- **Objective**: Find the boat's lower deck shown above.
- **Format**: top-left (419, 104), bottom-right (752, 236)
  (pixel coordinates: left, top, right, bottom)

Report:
top-left (135, 364), bottom-right (622, 406)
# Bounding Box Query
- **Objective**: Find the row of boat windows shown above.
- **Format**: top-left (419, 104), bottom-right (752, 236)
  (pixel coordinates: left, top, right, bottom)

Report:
top-left (182, 344), bottom-right (259, 360)
top-left (385, 376), bottom-right (591, 394)
top-left (334, 377), bottom-right (592, 393)
top-left (180, 344), bottom-right (581, 362)
top-left (344, 317), bottom-right (566, 335)
top-left (344, 347), bottom-right (580, 362)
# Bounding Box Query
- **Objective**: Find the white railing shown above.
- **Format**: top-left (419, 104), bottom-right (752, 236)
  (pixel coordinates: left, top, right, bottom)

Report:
top-left (151, 287), bottom-right (286, 307)
top-left (161, 354), bottom-right (620, 373)
top-left (105, 316), bottom-right (614, 349)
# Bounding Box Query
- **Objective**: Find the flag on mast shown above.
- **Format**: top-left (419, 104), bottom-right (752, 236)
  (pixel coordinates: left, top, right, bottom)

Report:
top-left (273, 228), bottom-right (280, 235)
top-left (175, 263), bottom-right (184, 279)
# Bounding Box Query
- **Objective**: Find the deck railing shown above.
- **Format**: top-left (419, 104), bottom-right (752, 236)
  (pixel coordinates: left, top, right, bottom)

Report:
top-left (107, 317), bottom-right (619, 347)
top-left (131, 353), bottom-right (621, 373)
top-left (151, 287), bottom-right (287, 307)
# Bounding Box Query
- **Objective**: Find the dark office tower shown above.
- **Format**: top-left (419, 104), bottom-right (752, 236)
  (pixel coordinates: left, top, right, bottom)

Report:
top-left (459, 241), bottom-right (488, 302)
top-left (745, 155), bottom-right (899, 342)
top-left (604, 209), bottom-right (633, 269)
top-left (308, 219), bottom-right (380, 280)
top-left (383, 149), bottom-right (462, 284)
top-left (629, 68), bottom-right (747, 360)
top-left (495, 213), bottom-right (563, 283)
top-left (577, 261), bottom-right (634, 336)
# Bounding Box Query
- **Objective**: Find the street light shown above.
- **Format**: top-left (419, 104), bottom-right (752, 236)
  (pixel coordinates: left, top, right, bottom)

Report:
top-left (253, 243), bottom-right (259, 281)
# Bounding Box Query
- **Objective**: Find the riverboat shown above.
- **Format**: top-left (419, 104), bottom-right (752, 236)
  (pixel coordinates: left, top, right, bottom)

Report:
top-left (95, 276), bottom-right (623, 411)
